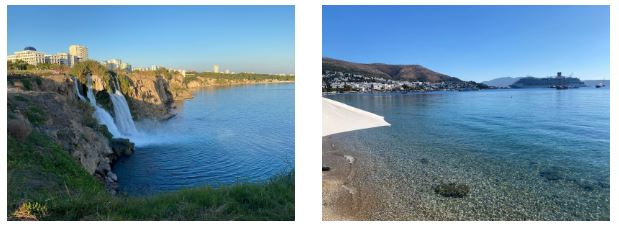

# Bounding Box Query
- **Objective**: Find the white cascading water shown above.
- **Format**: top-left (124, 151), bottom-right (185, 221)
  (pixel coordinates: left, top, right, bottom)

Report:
top-left (84, 76), bottom-right (123, 138)
top-left (73, 77), bottom-right (86, 101)
top-left (110, 78), bottom-right (139, 136)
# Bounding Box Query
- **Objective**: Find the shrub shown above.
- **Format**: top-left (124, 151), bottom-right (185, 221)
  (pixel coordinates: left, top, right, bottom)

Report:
top-left (7, 118), bottom-right (32, 140)
top-left (25, 106), bottom-right (46, 126)
top-left (10, 202), bottom-right (48, 221)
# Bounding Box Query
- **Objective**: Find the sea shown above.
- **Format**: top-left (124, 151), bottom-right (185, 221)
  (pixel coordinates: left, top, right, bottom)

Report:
top-left (114, 83), bottom-right (295, 195)
top-left (324, 87), bottom-right (609, 220)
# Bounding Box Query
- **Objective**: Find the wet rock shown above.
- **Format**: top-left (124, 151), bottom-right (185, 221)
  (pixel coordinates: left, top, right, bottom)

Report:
top-left (434, 182), bottom-right (470, 198)
top-left (110, 138), bottom-right (135, 157)
top-left (539, 167), bottom-right (564, 181)
top-left (419, 158), bottom-right (429, 164)
top-left (344, 155), bottom-right (355, 164)
top-left (322, 166), bottom-right (331, 171)
top-left (106, 171), bottom-right (118, 182)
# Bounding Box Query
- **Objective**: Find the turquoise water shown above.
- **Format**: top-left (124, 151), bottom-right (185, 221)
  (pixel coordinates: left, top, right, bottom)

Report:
top-left (114, 83), bottom-right (294, 195)
top-left (325, 88), bottom-right (609, 220)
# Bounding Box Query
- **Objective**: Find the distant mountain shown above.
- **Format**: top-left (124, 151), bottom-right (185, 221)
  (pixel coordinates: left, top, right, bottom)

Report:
top-left (583, 80), bottom-right (610, 87)
top-left (482, 77), bottom-right (521, 88)
top-left (322, 57), bottom-right (462, 83)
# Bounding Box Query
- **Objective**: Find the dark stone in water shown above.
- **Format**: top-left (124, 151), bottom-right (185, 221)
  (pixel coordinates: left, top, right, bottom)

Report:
top-left (434, 182), bottom-right (470, 198)
top-left (539, 167), bottom-right (564, 181)
top-left (419, 158), bottom-right (429, 164)
top-left (111, 138), bottom-right (135, 157)
top-left (322, 166), bottom-right (331, 171)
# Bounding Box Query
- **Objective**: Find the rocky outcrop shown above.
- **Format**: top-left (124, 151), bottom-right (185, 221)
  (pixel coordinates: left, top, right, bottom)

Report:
top-left (7, 75), bottom-right (120, 192)
top-left (110, 138), bottom-right (135, 157)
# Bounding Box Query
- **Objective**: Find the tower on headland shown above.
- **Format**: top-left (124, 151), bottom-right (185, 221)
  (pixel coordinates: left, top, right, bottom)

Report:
top-left (213, 64), bottom-right (219, 73)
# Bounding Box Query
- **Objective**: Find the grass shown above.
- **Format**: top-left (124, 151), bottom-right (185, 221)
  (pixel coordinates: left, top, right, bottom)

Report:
top-left (25, 106), bottom-right (46, 125)
top-left (8, 131), bottom-right (294, 221)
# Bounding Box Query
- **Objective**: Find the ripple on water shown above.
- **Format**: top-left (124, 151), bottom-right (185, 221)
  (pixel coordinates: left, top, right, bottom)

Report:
top-left (114, 84), bottom-right (295, 195)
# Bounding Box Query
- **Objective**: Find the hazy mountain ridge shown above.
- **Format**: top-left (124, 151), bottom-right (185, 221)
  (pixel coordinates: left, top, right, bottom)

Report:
top-left (482, 77), bottom-right (522, 88)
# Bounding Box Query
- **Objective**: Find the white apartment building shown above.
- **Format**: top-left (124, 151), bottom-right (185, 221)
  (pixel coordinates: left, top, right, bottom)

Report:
top-left (45, 52), bottom-right (72, 66)
top-left (104, 59), bottom-right (132, 72)
top-left (8, 47), bottom-right (46, 65)
top-left (120, 62), bottom-right (132, 72)
top-left (213, 64), bottom-right (219, 73)
top-left (69, 45), bottom-right (88, 60)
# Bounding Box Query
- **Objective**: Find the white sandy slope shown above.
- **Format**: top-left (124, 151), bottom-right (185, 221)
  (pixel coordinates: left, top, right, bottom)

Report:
top-left (322, 97), bottom-right (390, 137)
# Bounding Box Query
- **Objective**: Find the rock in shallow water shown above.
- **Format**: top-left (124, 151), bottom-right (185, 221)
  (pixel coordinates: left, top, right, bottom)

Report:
top-left (539, 167), bottom-right (564, 181)
top-left (110, 138), bottom-right (135, 157)
top-left (434, 182), bottom-right (470, 198)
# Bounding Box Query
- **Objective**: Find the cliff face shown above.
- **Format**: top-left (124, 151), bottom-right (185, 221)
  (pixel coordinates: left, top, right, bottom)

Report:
top-left (7, 74), bottom-right (121, 192)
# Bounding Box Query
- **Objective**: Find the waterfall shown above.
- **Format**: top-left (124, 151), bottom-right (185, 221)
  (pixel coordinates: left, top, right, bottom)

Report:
top-left (85, 76), bottom-right (123, 138)
top-left (110, 77), bottom-right (139, 136)
top-left (73, 77), bottom-right (85, 101)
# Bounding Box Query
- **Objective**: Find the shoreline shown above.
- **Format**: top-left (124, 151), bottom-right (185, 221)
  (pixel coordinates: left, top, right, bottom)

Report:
top-left (171, 80), bottom-right (294, 102)
top-left (322, 136), bottom-right (391, 221)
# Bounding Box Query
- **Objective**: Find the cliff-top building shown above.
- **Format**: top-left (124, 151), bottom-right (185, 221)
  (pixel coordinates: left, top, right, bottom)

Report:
top-left (8, 45), bottom-right (86, 67)
top-left (69, 45), bottom-right (88, 60)
top-left (104, 59), bottom-right (132, 72)
top-left (8, 46), bottom-right (46, 65)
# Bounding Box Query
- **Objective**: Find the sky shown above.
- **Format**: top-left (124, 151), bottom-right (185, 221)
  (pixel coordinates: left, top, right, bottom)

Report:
top-left (323, 6), bottom-right (610, 82)
top-left (8, 6), bottom-right (294, 74)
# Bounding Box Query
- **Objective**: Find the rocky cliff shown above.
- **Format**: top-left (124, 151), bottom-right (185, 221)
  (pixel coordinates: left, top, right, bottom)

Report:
top-left (7, 73), bottom-right (131, 193)
top-left (8, 65), bottom-right (293, 194)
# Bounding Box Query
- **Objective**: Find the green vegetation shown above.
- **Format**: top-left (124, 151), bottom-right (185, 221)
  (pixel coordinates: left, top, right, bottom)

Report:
top-left (8, 60), bottom-right (68, 72)
top-left (69, 60), bottom-right (119, 94)
top-left (8, 60), bottom-right (34, 71)
top-left (7, 73), bottom-right (44, 90)
top-left (25, 106), bottom-right (46, 126)
top-left (8, 129), bottom-right (294, 220)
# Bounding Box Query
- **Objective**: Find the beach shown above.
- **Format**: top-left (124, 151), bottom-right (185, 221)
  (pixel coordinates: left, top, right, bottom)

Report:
top-left (322, 90), bottom-right (610, 221)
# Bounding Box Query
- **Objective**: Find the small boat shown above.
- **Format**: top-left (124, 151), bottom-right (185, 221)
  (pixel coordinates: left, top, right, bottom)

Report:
top-left (556, 85), bottom-right (568, 90)
top-left (595, 82), bottom-right (605, 88)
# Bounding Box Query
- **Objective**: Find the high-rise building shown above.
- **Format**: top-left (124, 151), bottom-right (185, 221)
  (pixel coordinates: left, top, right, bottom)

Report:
top-left (7, 46), bottom-right (46, 65)
top-left (213, 64), bottom-right (219, 73)
top-left (69, 45), bottom-right (88, 60)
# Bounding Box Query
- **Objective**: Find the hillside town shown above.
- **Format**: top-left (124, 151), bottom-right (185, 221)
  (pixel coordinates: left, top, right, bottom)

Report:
top-left (322, 70), bottom-right (486, 92)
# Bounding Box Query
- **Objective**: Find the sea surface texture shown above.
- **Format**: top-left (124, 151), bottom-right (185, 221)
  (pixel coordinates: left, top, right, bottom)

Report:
top-left (114, 83), bottom-right (294, 195)
top-left (325, 87), bottom-right (609, 220)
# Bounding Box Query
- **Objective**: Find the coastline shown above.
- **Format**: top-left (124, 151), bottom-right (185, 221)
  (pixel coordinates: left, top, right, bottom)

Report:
top-left (176, 80), bottom-right (294, 100)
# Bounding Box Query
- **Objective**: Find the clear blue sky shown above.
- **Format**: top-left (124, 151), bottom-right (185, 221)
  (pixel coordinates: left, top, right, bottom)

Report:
top-left (323, 6), bottom-right (610, 82)
top-left (8, 6), bottom-right (294, 74)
